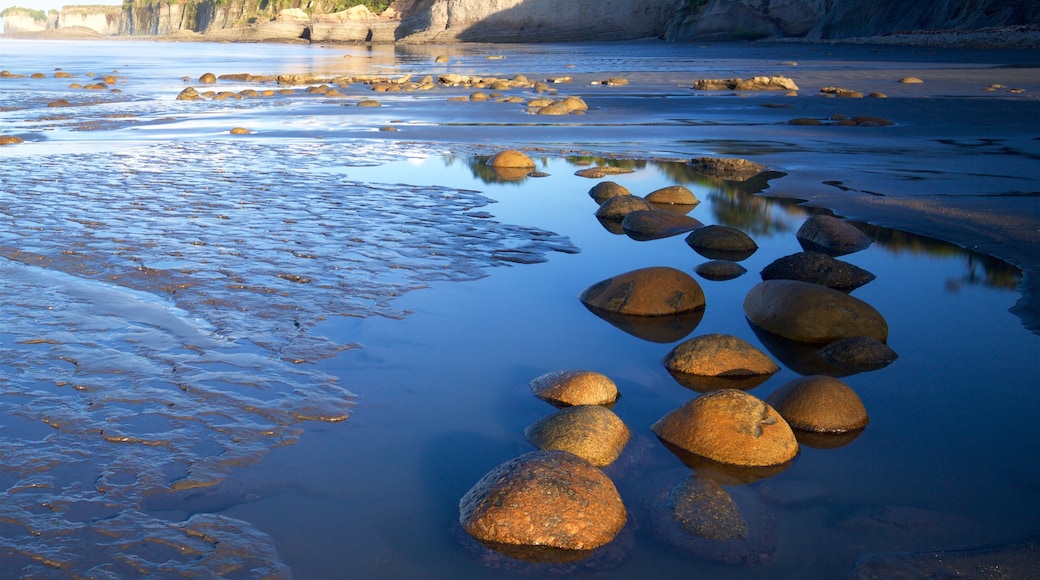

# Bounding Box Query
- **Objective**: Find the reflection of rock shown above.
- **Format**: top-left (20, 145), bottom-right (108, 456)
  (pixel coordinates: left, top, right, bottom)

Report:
top-left (459, 450), bottom-right (627, 551)
top-left (588, 181), bottom-right (631, 204)
top-left (621, 210), bottom-right (703, 241)
top-left (584, 306), bottom-right (705, 343)
top-left (579, 266), bottom-right (706, 316)
top-left (645, 185), bottom-right (699, 206)
top-left (765, 375), bottom-right (869, 433)
top-left (663, 334), bottom-right (779, 380)
top-left (685, 225), bottom-right (758, 261)
top-left (489, 166), bottom-right (531, 181)
top-left (818, 336), bottom-right (898, 373)
top-left (688, 157), bottom-right (766, 181)
top-left (796, 215), bottom-right (872, 256)
top-left (594, 195), bottom-right (655, 221)
top-left (793, 427), bottom-right (864, 449)
top-left (667, 370), bottom-right (774, 393)
top-left (644, 470), bottom-right (775, 564)
top-left (749, 322), bottom-right (849, 376)
top-left (695, 260), bottom-right (747, 281)
top-left (692, 76), bottom-right (799, 91)
top-left (652, 389), bottom-right (798, 467)
top-left (744, 280), bottom-right (889, 344)
top-left (855, 532), bottom-right (1040, 579)
top-left (530, 370), bottom-right (619, 407)
top-left (525, 405), bottom-right (631, 467)
top-left (760, 251), bottom-right (875, 291)
top-left (486, 149), bottom-right (536, 168)
top-left (658, 441), bottom-right (793, 484)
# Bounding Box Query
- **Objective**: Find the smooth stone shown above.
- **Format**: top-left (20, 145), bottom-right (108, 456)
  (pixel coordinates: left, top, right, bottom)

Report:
top-left (0, 135), bottom-right (24, 145)
top-left (588, 181), bottom-right (632, 204)
top-left (525, 405), bottom-right (631, 467)
top-left (695, 260), bottom-right (747, 281)
top-left (529, 370), bottom-right (619, 407)
top-left (459, 450), bottom-right (627, 551)
top-left (818, 336), bottom-right (898, 373)
top-left (760, 251), bottom-right (876, 291)
top-left (645, 185), bottom-right (699, 205)
top-left (685, 225), bottom-right (758, 261)
top-left (621, 210), bottom-right (703, 241)
top-left (688, 157), bottom-right (766, 181)
top-left (199, 72), bottom-right (217, 83)
top-left (663, 333), bottom-right (779, 379)
top-left (229, 127), bottom-right (251, 135)
top-left (743, 279), bottom-right (889, 344)
top-left (486, 149), bottom-right (535, 168)
top-left (652, 389), bottom-right (798, 468)
top-left (796, 215), bottom-right (872, 256)
top-left (765, 375), bottom-right (869, 433)
top-left (176, 87), bottom-right (202, 101)
top-left (594, 194), bottom-right (654, 221)
top-left (579, 266), bottom-right (706, 317)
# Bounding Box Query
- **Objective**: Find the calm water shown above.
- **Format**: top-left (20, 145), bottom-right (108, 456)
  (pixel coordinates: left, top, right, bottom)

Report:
top-left (2, 39), bottom-right (1039, 578)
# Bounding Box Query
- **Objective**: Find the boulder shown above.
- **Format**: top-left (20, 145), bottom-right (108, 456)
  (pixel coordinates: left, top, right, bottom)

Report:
top-left (669, 475), bottom-right (748, 541)
top-left (487, 149), bottom-right (536, 168)
top-left (176, 87), bottom-right (202, 101)
top-left (688, 157), bottom-right (765, 181)
top-left (695, 260), bottom-right (747, 281)
top-left (621, 210), bottom-right (703, 241)
top-left (588, 181), bottom-right (632, 205)
top-left (760, 251), bottom-right (875, 291)
top-left (663, 333), bottom-right (779, 378)
top-left (692, 76), bottom-right (799, 91)
top-left (685, 225), bottom-right (758, 261)
top-left (743, 280), bottom-right (889, 344)
top-left (796, 215), bottom-right (872, 256)
top-left (818, 336), bottom-right (898, 373)
top-left (0, 136), bottom-right (24, 145)
top-left (652, 389), bottom-right (798, 467)
top-left (765, 375), bottom-right (869, 433)
top-left (525, 405), bottom-right (631, 467)
top-left (594, 195), bottom-right (648, 222)
top-left (645, 185), bottom-right (699, 206)
top-left (579, 266), bottom-right (706, 317)
top-left (530, 370), bottom-right (619, 407)
top-left (459, 450), bottom-right (627, 551)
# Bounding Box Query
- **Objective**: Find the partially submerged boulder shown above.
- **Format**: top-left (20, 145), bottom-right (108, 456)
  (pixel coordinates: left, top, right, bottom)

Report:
top-left (530, 370), bottom-right (619, 407)
top-left (652, 389), bottom-right (798, 467)
top-left (459, 450), bottom-right (627, 551)
top-left (796, 215), bottom-right (873, 256)
top-left (765, 375), bottom-right (869, 433)
top-left (692, 76), bottom-right (799, 91)
top-left (595, 194), bottom-right (655, 221)
top-left (663, 334), bottom-right (779, 379)
top-left (743, 280), bottom-right (889, 344)
top-left (818, 336), bottom-right (898, 373)
top-left (688, 157), bottom-right (766, 181)
top-left (685, 225), bottom-right (758, 261)
top-left (487, 149), bottom-right (536, 168)
top-left (588, 181), bottom-right (632, 204)
top-left (579, 266), bottom-right (706, 317)
top-left (621, 210), bottom-right (703, 241)
top-left (525, 405), bottom-right (631, 467)
top-left (645, 185), bottom-right (699, 206)
top-left (695, 260), bottom-right (747, 281)
top-left (760, 251), bottom-right (875, 292)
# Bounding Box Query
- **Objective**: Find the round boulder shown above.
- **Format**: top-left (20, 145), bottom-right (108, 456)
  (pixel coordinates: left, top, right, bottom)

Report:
top-left (743, 279), bottom-right (888, 344)
top-left (579, 266), bottom-right (706, 317)
top-left (530, 370), bottom-right (619, 407)
top-left (199, 72), bottom-right (217, 83)
top-left (695, 260), bottom-right (747, 281)
top-left (685, 225), bottom-right (758, 261)
top-left (459, 450), bottom-right (627, 551)
top-left (765, 375), bottom-right (869, 433)
top-left (594, 195), bottom-right (655, 221)
top-left (621, 210), bottom-right (703, 241)
top-left (0, 135), bottom-right (24, 146)
top-left (645, 185), bottom-right (699, 206)
top-left (652, 389), bottom-right (798, 467)
top-left (525, 405), bottom-right (631, 467)
top-left (663, 334), bottom-right (779, 378)
top-left (486, 149), bottom-right (535, 168)
top-left (796, 215), bottom-right (872, 256)
top-left (760, 251), bottom-right (875, 291)
top-left (176, 87), bottom-right (202, 101)
top-left (588, 181), bottom-right (631, 205)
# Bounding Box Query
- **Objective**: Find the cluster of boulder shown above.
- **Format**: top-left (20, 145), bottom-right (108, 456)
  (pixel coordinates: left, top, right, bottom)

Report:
top-left (459, 150), bottom-right (896, 563)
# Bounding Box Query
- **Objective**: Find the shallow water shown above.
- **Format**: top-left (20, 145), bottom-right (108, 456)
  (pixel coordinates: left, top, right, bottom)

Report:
top-left (2, 39), bottom-right (1039, 578)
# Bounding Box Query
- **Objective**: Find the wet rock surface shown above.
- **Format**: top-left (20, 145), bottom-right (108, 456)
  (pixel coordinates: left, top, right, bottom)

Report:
top-left (530, 370), bottom-right (620, 407)
top-left (796, 215), bottom-right (873, 256)
top-left (579, 266), bottom-right (706, 317)
top-left (744, 279), bottom-right (889, 344)
top-left (760, 251), bottom-right (876, 291)
top-left (765, 375), bottom-right (869, 433)
top-left (686, 225), bottom-right (759, 261)
top-left (525, 405), bottom-right (631, 467)
top-left (621, 209), bottom-right (704, 240)
top-left (663, 333), bottom-right (779, 378)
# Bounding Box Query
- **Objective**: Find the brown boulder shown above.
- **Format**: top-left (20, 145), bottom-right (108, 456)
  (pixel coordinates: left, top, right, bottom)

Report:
top-left (663, 334), bottom-right (779, 378)
top-left (692, 76), bottom-right (799, 91)
top-left (669, 475), bottom-right (748, 541)
top-left (760, 251), bottom-right (876, 291)
top-left (796, 215), bottom-right (872, 256)
top-left (459, 450), bottom-right (627, 551)
top-left (653, 390), bottom-right (798, 467)
top-left (621, 210), bottom-right (703, 241)
top-left (743, 279), bottom-right (889, 344)
top-left (588, 181), bottom-right (632, 205)
top-left (685, 225), bottom-right (758, 261)
top-left (688, 157), bottom-right (766, 181)
top-left (0, 135), bottom-right (24, 145)
top-left (765, 375), bottom-right (869, 433)
top-left (645, 185), bottom-right (699, 206)
top-left (530, 370), bottom-right (619, 407)
top-left (695, 260), bottom-right (747, 281)
top-left (579, 266), bottom-right (706, 317)
top-left (525, 405), bottom-right (631, 467)
top-left (176, 87), bottom-right (202, 101)
top-left (486, 149), bottom-right (535, 168)
top-left (817, 336), bottom-right (898, 373)
top-left (595, 195), bottom-right (655, 221)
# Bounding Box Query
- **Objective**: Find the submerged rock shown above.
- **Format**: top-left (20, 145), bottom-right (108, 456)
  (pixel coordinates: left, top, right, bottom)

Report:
top-left (595, 195), bottom-right (654, 222)
top-left (530, 370), bottom-right (619, 407)
top-left (579, 266), bottom-right (705, 317)
top-left (765, 375), bottom-right (869, 433)
top-left (796, 215), bottom-right (873, 256)
top-left (525, 405), bottom-right (631, 467)
top-left (652, 389), bottom-right (798, 468)
top-left (817, 336), bottom-right (898, 373)
top-left (760, 251), bottom-right (875, 291)
top-left (459, 450), bottom-right (627, 551)
top-left (695, 260), bottom-right (747, 281)
top-left (743, 280), bottom-right (889, 344)
top-left (686, 225), bottom-right (758, 261)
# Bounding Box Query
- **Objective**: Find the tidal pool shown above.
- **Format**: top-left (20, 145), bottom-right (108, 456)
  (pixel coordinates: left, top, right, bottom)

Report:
top-left (2, 39), bottom-right (1039, 578)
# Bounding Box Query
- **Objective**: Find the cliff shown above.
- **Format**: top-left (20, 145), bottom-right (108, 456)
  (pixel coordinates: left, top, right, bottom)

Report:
top-left (4, 0), bottom-right (1039, 43)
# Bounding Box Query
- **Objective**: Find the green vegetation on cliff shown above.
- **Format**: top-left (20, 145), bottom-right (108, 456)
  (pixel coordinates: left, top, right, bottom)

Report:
top-left (1, 7), bottom-right (48, 21)
top-left (121, 0), bottom-right (390, 14)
